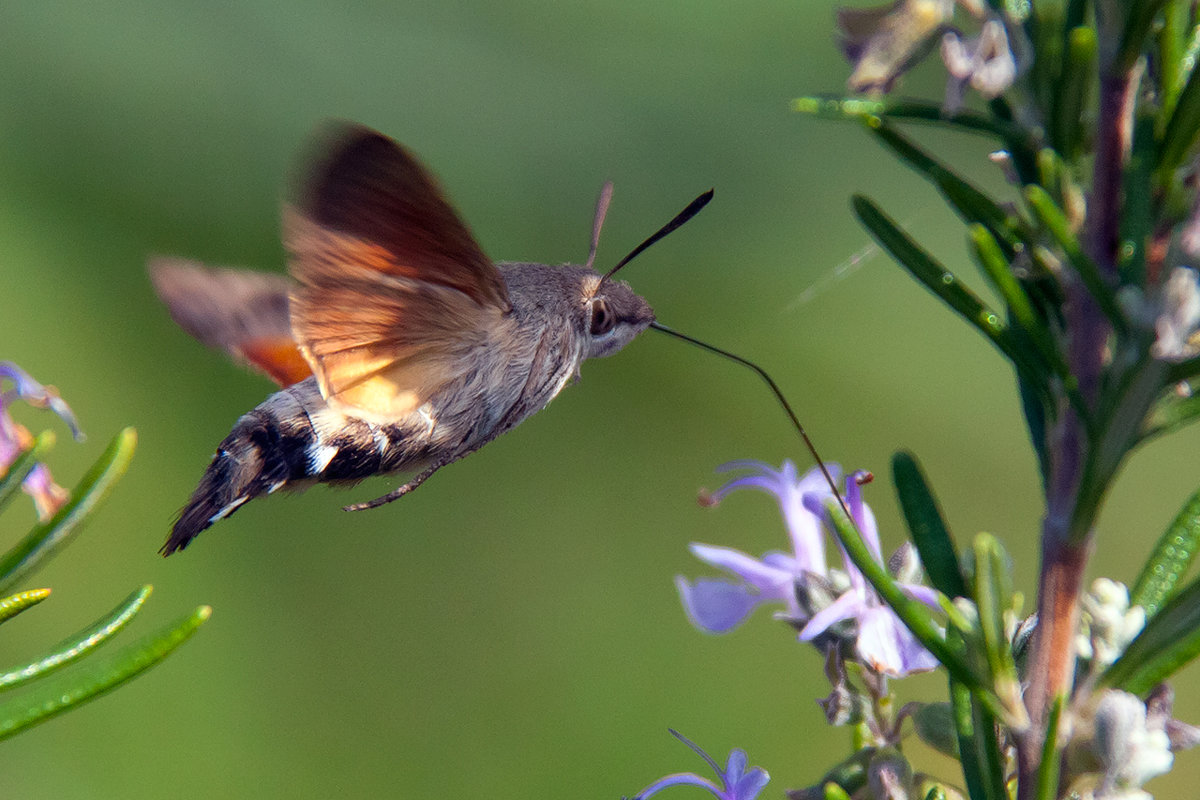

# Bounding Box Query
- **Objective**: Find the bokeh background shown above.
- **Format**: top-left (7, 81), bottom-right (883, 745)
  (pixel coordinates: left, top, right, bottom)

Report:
top-left (1, 1), bottom-right (1198, 797)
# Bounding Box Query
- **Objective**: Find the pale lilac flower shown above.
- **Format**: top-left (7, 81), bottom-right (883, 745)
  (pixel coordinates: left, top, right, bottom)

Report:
top-left (627, 730), bottom-right (769, 800)
top-left (796, 471), bottom-right (941, 677)
top-left (678, 460), bottom-right (939, 677)
top-left (675, 461), bottom-right (839, 633)
top-left (1092, 690), bottom-right (1173, 799)
top-left (0, 362), bottom-right (82, 520)
top-left (941, 19), bottom-right (1017, 113)
top-left (1152, 267), bottom-right (1200, 360)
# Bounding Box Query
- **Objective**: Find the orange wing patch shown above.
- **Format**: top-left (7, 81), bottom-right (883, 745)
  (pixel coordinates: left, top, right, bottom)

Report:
top-left (241, 337), bottom-right (313, 386)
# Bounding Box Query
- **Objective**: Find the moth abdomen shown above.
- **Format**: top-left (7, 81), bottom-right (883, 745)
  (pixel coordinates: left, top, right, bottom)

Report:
top-left (163, 380), bottom-right (431, 555)
top-left (162, 409), bottom-right (300, 555)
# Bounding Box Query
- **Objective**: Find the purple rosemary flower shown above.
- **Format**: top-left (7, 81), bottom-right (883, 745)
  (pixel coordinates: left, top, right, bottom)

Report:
top-left (0, 362), bottom-right (81, 520)
top-left (678, 459), bottom-right (940, 677)
top-left (627, 730), bottom-right (769, 800)
top-left (675, 461), bottom-right (840, 633)
top-left (797, 472), bottom-right (940, 676)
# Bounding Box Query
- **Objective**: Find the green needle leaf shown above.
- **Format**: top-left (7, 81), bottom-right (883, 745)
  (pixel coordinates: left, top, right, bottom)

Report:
top-left (853, 196), bottom-right (1048, 390)
top-left (1118, 0), bottom-right (1170, 71)
top-left (968, 224), bottom-right (1074, 392)
top-left (912, 702), bottom-right (959, 758)
top-left (0, 586), bottom-right (151, 691)
top-left (1034, 695), bottom-right (1065, 800)
top-left (949, 677), bottom-right (1005, 800)
top-left (1049, 27), bottom-right (1096, 162)
top-left (0, 604), bottom-right (210, 742)
top-left (0, 589), bottom-right (52, 625)
top-left (0, 427), bottom-right (136, 593)
top-left (1131, 487), bottom-right (1200, 617)
top-left (822, 497), bottom-right (988, 696)
top-left (1159, 48), bottom-right (1200, 179)
top-left (1101, 573), bottom-right (1200, 693)
top-left (868, 123), bottom-right (1027, 251)
top-left (0, 431), bottom-right (55, 513)
top-left (790, 96), bottom-right (1038, 178)
top-left (892, 452), bottom-right (966, 599)
top-left (1024, 185), bottom-right (1130, 334)
top-left (972, 534), bottom-right (1019, 693)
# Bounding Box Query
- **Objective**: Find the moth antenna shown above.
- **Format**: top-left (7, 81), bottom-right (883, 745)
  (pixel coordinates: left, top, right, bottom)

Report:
top-left (600, 189), bottom-right (714, 283)
top-left (585, 181), bottom-right (614, 271)
top-left (648, 322), bottom-right (849, 514)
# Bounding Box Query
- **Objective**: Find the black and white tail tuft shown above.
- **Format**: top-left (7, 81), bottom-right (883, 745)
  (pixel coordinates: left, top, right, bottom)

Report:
top-left (162, 412), bottom-right (293, 555)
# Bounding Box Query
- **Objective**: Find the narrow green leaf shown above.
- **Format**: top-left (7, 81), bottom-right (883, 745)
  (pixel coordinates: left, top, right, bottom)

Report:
top-left (792, 96), bottom-right (1009, 139)
top-left (1049, 27), bottom-right (1096, 162)
top-left (1159, 44), bottom-right (1200, 177)
top-left (949, 678), bottom-right (1001, 800)
top-left (1024, 185), bottom-right (1130, 334)
top-left (0, 431), bottom-right (55, 513)
top-left (1143, 389), bottom-right (1200, 441)
top-left (0, 586), bottom-right (151, 691)
top-left (972, 534), bottom-right (1020, 701)
top-left (1101, 573), bottom-right (1200, 693)
top-left (1166, 353), bottom-right (1200, 384)
top-left (1091, 357), bottom-right (1170, 512)
top-left (1120, 113), bottom-right (1156, 287)
top-left (809, 749), bottom-right (872, 799)
top-left (852, 196), bottom-right (1033, 372)
top-left (791, 96), bottom-right (1040, 183)
top-left (913, 702), bottom-right (959, 758)
top-left (968, 224), bottom-right (1072, 387)
top-left (0, 427), bottom-right (136, 593)
top-left (1131, 487), bottom-right (1200, 617)
top-left (1118, 0), bottom-right (1170, 71)
top-left (1034, 695), bottom-right (1065, 800)
top-left (0, 604), bottom-right (210, 741)
top-left (0, 589), bottom-right (52, 625)
top-left (892, 452), bottom-right (966, 599)
top-left (823, 497), bottom-right (988, 695)
top-left (1156, 1), bottom-right (1185, 110)
top-left (1027, 0), bottom-right (1065, 121)
top-left (869, 123), bottom-right (1026, 250)
top-left (823, 783), bottom-right (854, 800)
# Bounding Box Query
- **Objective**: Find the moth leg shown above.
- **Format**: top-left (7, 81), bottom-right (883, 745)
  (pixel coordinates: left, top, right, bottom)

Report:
top-left (343, 460), bottom-right (447, 512)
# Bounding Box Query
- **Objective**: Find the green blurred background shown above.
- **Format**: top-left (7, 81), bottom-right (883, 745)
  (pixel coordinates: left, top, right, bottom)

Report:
top-left (1, 1), bottom-right (1198, 797)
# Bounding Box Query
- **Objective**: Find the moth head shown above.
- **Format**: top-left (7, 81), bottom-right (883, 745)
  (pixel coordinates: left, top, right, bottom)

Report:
top-left (577, 182), bottom-right (711, 359)
top-left (583, 277), bottom-right (655, 359)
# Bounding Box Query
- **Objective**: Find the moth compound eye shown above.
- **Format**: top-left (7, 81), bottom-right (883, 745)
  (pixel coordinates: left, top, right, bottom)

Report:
top-left (590, 299), bottom-right (616, 337)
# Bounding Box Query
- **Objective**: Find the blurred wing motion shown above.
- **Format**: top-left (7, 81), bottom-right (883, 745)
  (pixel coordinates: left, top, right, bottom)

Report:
top-left (284, 124), bottom-right (513, 423)
top-left (149, 258), bottom-right (312, 387)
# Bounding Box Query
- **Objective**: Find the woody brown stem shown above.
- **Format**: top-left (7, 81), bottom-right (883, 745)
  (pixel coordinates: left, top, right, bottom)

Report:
top-left (1016, 66), bottom-right (1138, 799)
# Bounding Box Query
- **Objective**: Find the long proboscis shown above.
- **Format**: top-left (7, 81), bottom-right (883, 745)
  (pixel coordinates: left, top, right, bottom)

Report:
top-left (649, 322), bottom-right (850, 515)
top-left (601, 189), bottom-right (714, 283)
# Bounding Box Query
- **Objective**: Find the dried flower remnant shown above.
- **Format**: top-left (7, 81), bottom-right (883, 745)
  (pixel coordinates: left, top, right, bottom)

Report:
top-left (0, 363), bottom-right (81, 520)
top-left (1152, 267), bottom-right (1200, 360)
top-left (940, 19), bottom-right (1017, 112)
top-left (627, 730), bottom-right (769, 800)
top-left (1089, 690), bottom-right (1173, 800)
top-left (838, 0), bottom-right (955, 93)
top-left (1075, 579), bottom-right (1145, 670)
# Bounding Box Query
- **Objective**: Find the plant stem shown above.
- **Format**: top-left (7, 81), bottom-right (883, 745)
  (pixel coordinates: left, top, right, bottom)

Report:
top-left (1017, 62), bottom-right (1139, 799)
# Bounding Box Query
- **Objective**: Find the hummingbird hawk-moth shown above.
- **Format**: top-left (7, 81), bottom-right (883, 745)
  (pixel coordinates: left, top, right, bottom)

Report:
top-left (152, 124), bottom-right (711, 555)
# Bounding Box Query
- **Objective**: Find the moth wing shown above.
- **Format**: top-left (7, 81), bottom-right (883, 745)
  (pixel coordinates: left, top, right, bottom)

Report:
top-left (285, 124), bottom-right (512, 423)
top-left (149, 258), bottom-right (313, 387)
